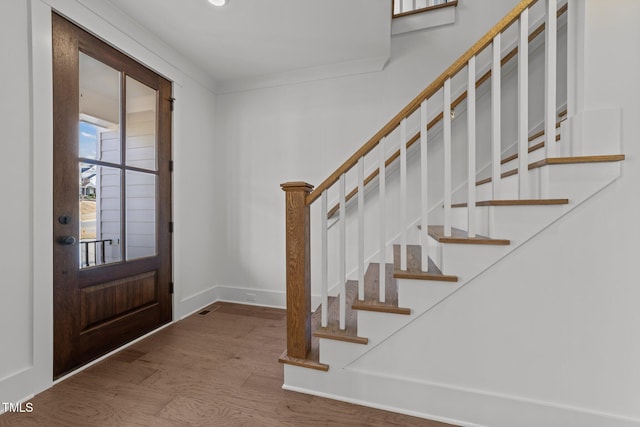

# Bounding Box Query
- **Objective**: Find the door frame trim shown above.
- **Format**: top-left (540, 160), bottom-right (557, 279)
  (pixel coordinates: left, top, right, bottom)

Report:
top-left (23, 1), bottom-right (183, 396)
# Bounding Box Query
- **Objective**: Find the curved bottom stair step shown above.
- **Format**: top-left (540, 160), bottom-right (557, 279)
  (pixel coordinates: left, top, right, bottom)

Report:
top-left (278, 305), bottom-right (328, 371)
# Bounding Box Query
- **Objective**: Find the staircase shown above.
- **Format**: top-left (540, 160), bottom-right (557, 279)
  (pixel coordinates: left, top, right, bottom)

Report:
top-left (279, 0), bottom-right (625, 425)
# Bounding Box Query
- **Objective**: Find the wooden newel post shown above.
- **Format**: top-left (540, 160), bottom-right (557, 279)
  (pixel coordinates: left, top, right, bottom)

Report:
top-left (281, 181), bottom-right (314, 359)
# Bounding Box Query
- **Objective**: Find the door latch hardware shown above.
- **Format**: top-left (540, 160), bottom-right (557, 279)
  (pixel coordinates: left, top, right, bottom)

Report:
top-left (58, 236), bottom-right (77, 246)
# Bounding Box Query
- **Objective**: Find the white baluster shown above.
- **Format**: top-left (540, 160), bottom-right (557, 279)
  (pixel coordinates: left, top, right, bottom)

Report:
top-left (400, 118), bottom-right (408, 271)
top-left (321, 191), bottom-right (328, 328)
top-left (443, 78), bottom-right (452, 237)
top-left (467, 56), bottom-right (477, 238)
top-left (357, 157), bottom-right (365, 301)
top-left (379, 137), bottom-right (386, 303)
top-left (518, 8), bottom-right (529, 200)
top-left (540, 0), bottom-right (558, 199)
top-left (545, 0), bottom-right (558, 159)
top-left (339, 173), bottom-right (346, 330)
top-left (492, 33), bottom-right (502, 200)
top-left (420, 100), bottom-right (429, 272)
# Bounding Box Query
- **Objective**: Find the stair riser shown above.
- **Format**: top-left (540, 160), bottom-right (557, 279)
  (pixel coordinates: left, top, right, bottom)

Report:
top-left (476, 160), bottom-right (621, 201)
top-left (451, 204), bottom-right (569, 243)
top-left (397, 280), bottom-right (462, 313)
top-left (435, 242), bottom-right (509, 280)
top-left (318, 338), bottom-right (368, 367)
top-left (546, 162), bottom-right (622, 201)
top-left (356, 311), bottom-right (413, 343)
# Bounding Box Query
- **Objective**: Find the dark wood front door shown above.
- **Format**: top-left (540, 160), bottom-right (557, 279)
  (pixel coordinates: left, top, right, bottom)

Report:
top-left (52, 13), bottom-right (173, 378)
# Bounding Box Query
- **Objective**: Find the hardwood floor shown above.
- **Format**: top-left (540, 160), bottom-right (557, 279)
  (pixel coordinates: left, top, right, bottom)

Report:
top-left (0, 302), bottom-right (454, 426)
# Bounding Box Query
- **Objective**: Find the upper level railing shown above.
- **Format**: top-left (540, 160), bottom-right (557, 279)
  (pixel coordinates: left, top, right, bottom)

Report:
top-left (393, 0), bottom-right (456, 18)
top-left (281, 0), bottom-right (564, 361)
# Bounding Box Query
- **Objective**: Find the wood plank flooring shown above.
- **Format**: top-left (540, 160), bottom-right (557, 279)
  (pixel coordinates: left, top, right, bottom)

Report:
top-left (0, 302), bottom-right (453, 426)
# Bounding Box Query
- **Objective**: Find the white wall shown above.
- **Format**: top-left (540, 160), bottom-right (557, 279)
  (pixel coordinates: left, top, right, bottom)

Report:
top-left (214, 0), bottom-right (530, 305)
top-left (0, 0), bottom-right (35, 395)
top-left (0, 0), bottom-right (220, 405)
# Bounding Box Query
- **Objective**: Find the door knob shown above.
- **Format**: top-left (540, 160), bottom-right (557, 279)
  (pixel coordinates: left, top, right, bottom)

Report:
top-left (58, 236), bottom-right (77, 245)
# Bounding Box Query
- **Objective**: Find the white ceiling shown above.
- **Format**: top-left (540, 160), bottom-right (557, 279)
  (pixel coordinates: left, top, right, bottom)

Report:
top-left (106, 0), bottom-right (391, 90)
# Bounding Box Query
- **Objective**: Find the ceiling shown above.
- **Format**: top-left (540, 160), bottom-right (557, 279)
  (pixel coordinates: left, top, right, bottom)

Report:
top-left (106, 0), bottom-right (391, 90)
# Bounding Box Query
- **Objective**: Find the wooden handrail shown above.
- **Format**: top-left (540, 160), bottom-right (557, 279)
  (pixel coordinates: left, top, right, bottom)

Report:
top-left (307, 0), bottom-right (540, 206)
top-left (325, 2), bottom-right (567, 218)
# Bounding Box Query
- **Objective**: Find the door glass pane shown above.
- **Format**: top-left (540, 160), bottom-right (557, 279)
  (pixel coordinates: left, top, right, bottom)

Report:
top-left (126, 76), bottom-right (157, 171)
top-left (79, 52), bottom-right (121, 163)
top-left (79, 163), bottom-right (122, 268)
top-left (126, 171), bottom-right (157, 260)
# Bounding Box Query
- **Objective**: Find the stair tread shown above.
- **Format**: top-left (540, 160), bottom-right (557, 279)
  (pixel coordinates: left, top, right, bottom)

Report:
top-left (393, 244), bottom-right (458, 282)
top-left (427, 225), bottom-right (510, 245)
top-left (352, 262), bottom-right (411, 315)
top-left (451, 198), bottom-right (569, 208)
top-left (278, 304), bottom-right (328, 371)
top-left (314, 281), bottom-right (369, 344)
top-left (477, 155), bottom-right (625, 186)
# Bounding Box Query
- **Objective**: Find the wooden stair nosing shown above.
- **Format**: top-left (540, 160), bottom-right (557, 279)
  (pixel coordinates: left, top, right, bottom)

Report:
top-left (427, 225), bottom-right (510, 245)
top-left (351, 262), bottom-right (411, 315)
top-left (451, 198), bottom-right (569, 208)
top-left (477, 154), bottom-right (625, 186)
top-left (314, 281), bottom-right (369, 345)
top-left (392, 244), bottom-right (458, 282)
top-left (528, 154), bottom-right (626, 169)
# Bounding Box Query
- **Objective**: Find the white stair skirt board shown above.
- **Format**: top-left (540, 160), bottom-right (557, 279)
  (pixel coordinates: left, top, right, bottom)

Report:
top-left (283, 364), bottom-right (640, 427)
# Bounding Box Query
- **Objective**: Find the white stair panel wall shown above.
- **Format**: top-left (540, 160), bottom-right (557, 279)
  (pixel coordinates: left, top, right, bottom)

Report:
top-left (397, 279), bottom-right (462, 314)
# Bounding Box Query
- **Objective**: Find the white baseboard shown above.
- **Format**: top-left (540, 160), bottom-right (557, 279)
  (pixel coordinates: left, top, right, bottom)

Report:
top-left (282, 383), bottom-right (479, 427)
top-left (284, 365), bottom-right (640, 427)
top-left (177, 285), bottom-right (221, 319)
top-left (178, 284), bottom-right (298, 316)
